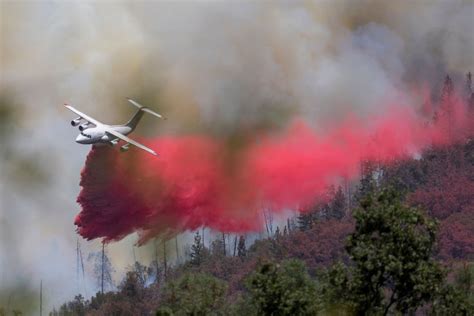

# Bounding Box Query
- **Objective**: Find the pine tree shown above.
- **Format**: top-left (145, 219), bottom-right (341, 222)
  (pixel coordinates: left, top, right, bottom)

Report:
top-left (442, 75), bottom-right (454, 102)
top-left (163, 240), bottom-right (168, 280)
top-left (222, 233), bottom-right (226, 256)
top-left (465, 72), bottom-right (474, 109)
top-left (233, 235), bottom-right (238, 256)
top-left (465, 72), bottom-right (472, 98)
top-left (297, 212), bottom-right (314, 231)
top-left (439, 75), bottom-right (456, 138)
top-left (274, 226), bottom-right (281, 239)
top-left (327, 185), bottom-right (346, 220)
top-left (237, 235), bottom-right (247, 259)
top-left (190, 231), bottom-right (204, 266)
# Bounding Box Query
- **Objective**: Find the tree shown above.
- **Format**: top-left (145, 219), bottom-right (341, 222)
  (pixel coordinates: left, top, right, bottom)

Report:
top-left (297, 199), bottom-right (328, 231)
top-left (222, 233), bottom-right (227, 256)
top-left (442, 75), bottom-right (454, 102)
top-left (210, 237), bottom-right (225, 258)
top-left (437, 74), bottom-right (458, 138)
top-left (429, 262), bottom-right (474, 314)
top-left (465, 72), bottom-right (473, 106)
top-left (119, 271), bottom-right (145, 301)
top-left (455, 263), bottom-right (474, 295)
top-left (131, 261), bottom-right (153, 289)
top-left (274, 226), bottom-right (281, 240)
top-left (437, 209), bottom-right (474, 260)
top-left (237, 235), bottom-right (247, 259)
top-left (322, 188), bottom-right (445, 315)
top-left (262, 208), bottom-right (274, 236)
top-left (430, 284), bottom-right (473, 315)
top-left (355, 160), bottom-right (378, 204)
top-left (327, 185), bottom-right (346, 220)
top-left (296, 211), bottom-right (315, 231)
top-left (409, 172), bottom-right (474, 220)
top-left (244, 259), bottom-right (320, 315)
top-left (282, 220), bottom-right (353, 269)
top-left (297, 185), bottom-right (344, 230)
top-left (54, 295), bottom-right (87, 316)
top-left (190, 231), bottom-right (206, 266)
top-left (88, 244), bottom-right (114, 293)
top-left (156, 273), bottom-right (227, 315)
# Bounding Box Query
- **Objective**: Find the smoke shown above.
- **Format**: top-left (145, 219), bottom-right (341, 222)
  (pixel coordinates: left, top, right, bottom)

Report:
top-left (1, 0), bottom-right (473, 312)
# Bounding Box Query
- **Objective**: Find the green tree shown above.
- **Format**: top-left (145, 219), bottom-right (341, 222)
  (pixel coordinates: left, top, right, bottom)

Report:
top-left (190, 231), bottom-right (206, 266)
top-left (322, 188), bottom-right (445, 315)
top-left (297, 199), bottom-right (328, 231)
top-left (297, 212), bottom-right (315, 231)
top-left (431, 263), bottom-right (473, 315)
top-left (327, 185), bottom-right (346, 220)
top-left (455, 263), bottom-right (473, 296)
top-left (237, 235), bottom-right (247, 259)
top-left (430, 284), bottom-right (473, 316)
top-left (245, 259), bottom-right (320, 315)
top-left (156, 273), bottom-right (227, 316)
top-left (53, 295), bottom-right (86, 316)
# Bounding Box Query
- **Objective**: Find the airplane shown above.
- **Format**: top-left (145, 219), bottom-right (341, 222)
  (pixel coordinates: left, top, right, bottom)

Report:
top-left (65, 98), bottom-right (165, 156)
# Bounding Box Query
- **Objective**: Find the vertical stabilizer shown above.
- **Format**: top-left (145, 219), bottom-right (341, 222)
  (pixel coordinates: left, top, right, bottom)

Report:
top-left (126, 108), bottom-right (146, 131)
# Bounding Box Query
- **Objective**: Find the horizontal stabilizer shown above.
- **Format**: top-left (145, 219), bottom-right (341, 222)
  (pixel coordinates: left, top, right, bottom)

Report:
top-left (127, 98), bottom-right (166, 120)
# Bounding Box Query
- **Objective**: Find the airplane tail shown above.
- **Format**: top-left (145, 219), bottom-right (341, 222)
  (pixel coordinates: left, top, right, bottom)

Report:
top-left (125, 98), bottom-right (166, 131)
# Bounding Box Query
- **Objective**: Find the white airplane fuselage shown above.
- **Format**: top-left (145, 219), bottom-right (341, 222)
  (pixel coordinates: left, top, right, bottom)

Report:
top-left (75, 125), bottom-right (132, 145)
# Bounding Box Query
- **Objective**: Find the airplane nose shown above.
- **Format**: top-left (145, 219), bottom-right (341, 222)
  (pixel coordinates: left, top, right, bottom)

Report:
top-left (75, 134), bottom-right (86, 144)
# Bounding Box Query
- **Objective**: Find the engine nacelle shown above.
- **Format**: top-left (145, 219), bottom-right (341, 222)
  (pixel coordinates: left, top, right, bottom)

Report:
top-left (71, 117), bottom-right (81, 126)
top-left (78, 123), bottom-right (90, 131)
top-left (120, 144), bottom-right (130, 152)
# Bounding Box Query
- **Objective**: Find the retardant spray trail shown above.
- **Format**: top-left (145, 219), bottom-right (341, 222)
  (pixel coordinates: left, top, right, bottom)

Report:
top-left (74, 96), bottom-right (473, 244)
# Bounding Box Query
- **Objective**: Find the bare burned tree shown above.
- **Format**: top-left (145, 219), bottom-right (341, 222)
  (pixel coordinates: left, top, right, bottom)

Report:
top-left (222, 233), bottom-right (226, 256)
top-left (233, 235), bottom-right (238, 256)
top-left (262, 208), bottom-right (274, 236)
top-left (175, 236), bottom-right (180, 265)
top-left (88, 242), bottom-right (114, 293)
top-left (163, 240), bottom-right (168, 280)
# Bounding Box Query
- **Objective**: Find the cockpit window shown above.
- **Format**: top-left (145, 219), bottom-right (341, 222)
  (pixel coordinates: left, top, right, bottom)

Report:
top-left (81, 132), bottom-right (92, 139)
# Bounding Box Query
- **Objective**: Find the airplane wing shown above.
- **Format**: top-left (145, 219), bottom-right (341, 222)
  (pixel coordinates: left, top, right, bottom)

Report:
top-left (105, 128), bottom-right (158, 156)
top-left (64, 104), bottom-right (103, 126)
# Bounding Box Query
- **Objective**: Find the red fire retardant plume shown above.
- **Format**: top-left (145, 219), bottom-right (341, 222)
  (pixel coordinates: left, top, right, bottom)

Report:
top-left (74, 96), bottom-right (473, 244)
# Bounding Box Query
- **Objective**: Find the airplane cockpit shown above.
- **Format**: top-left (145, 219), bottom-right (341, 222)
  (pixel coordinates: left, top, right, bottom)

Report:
top-left (80, 131), bottom-right (92, 139)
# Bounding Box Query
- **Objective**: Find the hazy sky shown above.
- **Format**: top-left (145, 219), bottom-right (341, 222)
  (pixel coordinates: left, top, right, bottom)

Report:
top-left (1, 0), bottom-right (473, 313)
